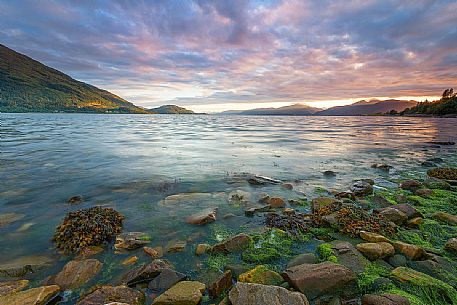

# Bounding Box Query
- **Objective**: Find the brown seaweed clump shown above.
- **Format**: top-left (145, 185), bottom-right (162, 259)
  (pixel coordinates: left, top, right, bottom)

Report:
top-left (265, 212), bottom-right (310, 235)
top-left (53, 206), bottom-right (124, 253)
top-left (427, 167), bottom-right (457, 180)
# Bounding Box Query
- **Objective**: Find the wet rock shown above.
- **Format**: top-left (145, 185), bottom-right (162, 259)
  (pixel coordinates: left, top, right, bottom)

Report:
top-left (311, 197), bottom-right (340, 214)
top-left (16, 222), bottom-right (35, 233)
top-left (287, 253), bottom-right (318, 268)
top-left (67, 195), bottom-right (83, 204)
top-left (195, 244), bottom-right (211, 256)
top-left (360, 231), bottom-right (390, 243)
top-left (377, 207), bottom-right (407, 225)
top-left (335, 192), bottom-right (355, 200)
top-left (239, 265), bottom-right (283, 286)
top-left (323, 171), bottom-right (337, 177)
top-left (148, 268), bottom-right (187, 292)
top-left (390, 204), bottom-right (422, 219)
top-left (185, 208), bottom-right (217, 225)
top-left (282, 262), bottom-right (356, 300)
top-left (209, 233), bottom-right (251, 254)
top-left (330, 241), bottom-right (369, 274)
top-left (224, 265), bottom-right (250, 278)
top-left (392, 241), bottom-right (426, 260)
top-left (245, 205), bottom-right (270, 217)
top-left (122, 256), bottom-right (138, 266)
top-left (152, 281), bottom-right (206, 305)
top-left (77, 285), bottom-right (145, 305)
top-left (144, 246), bottom-right (163, 259)
top-left (0, 255), bottom-right (54, 278)
top-left (0, 213), bottom-right (25, 228)
top-left (431, 211), bottom-right (457, 225)
top-left (408, 256), bottom-right (457, 287)
top-left (52, 259), bottom-right (102, 290)
top-left (281, 183), bottom-right (294, 190)
top-left (78, 246), bottom-right (104, 258)
top-left (351, 180), bottom-right (373, 197)
top-left (428, 141), bottom-right (455, 145)
top-left (356, 242), bottom-right (394, 261)
top-left (247, 175), bottom-right (283, 185)
top-left (229, 282), bottom-right (309, 305)
top-left (265, 212), bottom-right (310, 235)
top-left (371, 195), bottom-right (391, 208)
top-left (115, 232), bottom-right (151, 250)
top-left (0, 279), bottom-right (29, 296)
top-left (265, 197), bottom-right (285, 208)
top-left (361, 293), bottom-right (410, 305)
top-left (421, 161), bottom-right (436, 167)
top-left (406, 217), bottom-right (423, 228)
top-left (388, 254), bottom-right (407, 268)
top-left (371, 164), bottom-right (392, 172)
top-left (414, 189), bottom-right (432, 197)
top-left (0, 285), bottom-right (60, 305)
top-left (228, 190), bottom-right (252, 204)
top-left (208, 270), bottom-right (232, 298)
top-left (166, 240), bottom-right (187, 253)
top-left (399, 180), bottom-right (422, 191)
top-left (445, 238), bottom-right (457, 253)
top-left (120, 259), bottom-right (171, 286)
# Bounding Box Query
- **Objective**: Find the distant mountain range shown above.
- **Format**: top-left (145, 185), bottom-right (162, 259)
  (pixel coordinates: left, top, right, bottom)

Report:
top-left (221, 100), bottom-right (418, 116)
top-left (148, 105), bottom-right (195, 114)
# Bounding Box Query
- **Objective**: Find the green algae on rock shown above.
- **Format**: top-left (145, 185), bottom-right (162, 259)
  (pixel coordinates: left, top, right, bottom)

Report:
top-left (53, 206), bottom-right (124, 253)
top-left (427, 167), bottom-right (457, 181)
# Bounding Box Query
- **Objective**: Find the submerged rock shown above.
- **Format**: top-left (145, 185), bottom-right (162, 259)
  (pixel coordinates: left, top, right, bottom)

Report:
top-left (67, 195), bottom-right (83, 204)
top-left (229, 282), bottom-right (309, 305)
top-left (144, 246), bottom-right (163, 259)
top-left (247, 175), bottom-right (283, 185)
top-left (0, 213), bottom-right (25, 228)
top-left (0, 255), bottom-right (54, 278)
top-left (115, 232), bottom-right (151, 250)
top-left (228, 190), bottom-right (252, 204)
top-left (427, 167), bottom-right (457, 181)
top-left (77, 285), bottom-right (144, 305)
top-left (151, 281), bottom-right (206, 305)
top-left (185, 208), bottom-right (217, 225)
top-left (0, 279), bottom-right (29, 296)
top-left (431, 211), bottom-right (457, 226)
top-left (377, 207), bottom-right (407, 225)
top-left (195, 244), bottom-right (211, 256)
top-left (0, 285), bottom-right (60, 305)
top-left (287, 253), bottom-right (318, 268)
top-left (166, 240), bottom-right (187, 253)
top-left (51, 259), bottom-right (102, 290)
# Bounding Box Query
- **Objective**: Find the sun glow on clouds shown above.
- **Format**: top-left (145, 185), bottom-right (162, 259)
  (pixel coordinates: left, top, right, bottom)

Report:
top-left (0, 0), bottom-right (455, 111)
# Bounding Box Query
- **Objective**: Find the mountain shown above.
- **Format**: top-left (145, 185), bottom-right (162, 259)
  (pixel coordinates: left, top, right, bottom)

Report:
top-left (315, 99), bottom-right (418, 116)
top-left (221, 103), bottom-right (323, 115)
top-left (400, 90), bottom-right (457, 116)
top-left (0, 44), bottom-right (147, 113)
top-left (148, 105), bottom-right (195, 114)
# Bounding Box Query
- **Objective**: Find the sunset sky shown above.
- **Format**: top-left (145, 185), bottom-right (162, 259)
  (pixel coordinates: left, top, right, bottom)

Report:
top-left (1, 0), bottom-right (456, 112)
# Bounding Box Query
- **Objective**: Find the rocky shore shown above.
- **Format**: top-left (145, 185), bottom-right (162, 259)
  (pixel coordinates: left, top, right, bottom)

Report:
top-left (1, 167), bottom-right (457, 305)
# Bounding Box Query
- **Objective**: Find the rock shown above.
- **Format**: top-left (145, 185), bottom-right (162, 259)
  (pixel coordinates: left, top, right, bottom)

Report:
top-left (392, 242), bottom-right (426, 260)
top-left (115, 232), bottom-right (151, 250)
top-left (209, 270), bottom-right (232, 298)
top-left (371, 164), bottom-right (392, 172)
top-left (148, 268), bottom-right (187, 292)
top-left (0, 213), bottom-right (25, 228)
top-left (390, 204), bottom-right (422, 219)
top-left (428, 141), bottom-right (455, 145)
top-left (67, 195), bottom-right (83, 204)
top-left (282, 262), bottom-right (356, 300)
top-left (247, 175), bottom-right (283, 185)
top-left (245, 205), bottom-right (271, 217)
top-left (427, 167), bottom-right (457, 181)
top-left (406, 217), bottom-right (422, 227)
top-left (239, 265), bottom-right (283, 286)
top-left (195, 244), bottom-right (211, 256)
top-left (387, 254), bottom-right (407, 268)
top-left (152, 281), bottom-right (206, 305)
top-left (228, 190), bottom-right (252, 204)
top-left (121, 256), bottom-right (138, 266)
top-left (311, 197), bottom-right (339, 214)
top-left (224, 265), bottom-right (251, 279)
top-left (378, 208), bottom-right (407, 225)
top-left (223, 213), bottom-right (236, 219)
top-left (356, 242), bottom-right (394, 261)
top-left (0, 285), bottom-right (60, 305)
top-left (445, 238), bottom-right (457, 253)
top-left (360, 231), bottom-right (389, 243)
top-left (77, 285), bottom-right (145, 305)
top-left (265, 197), bottom-right (285, 208)
top-left (166, 240), bottom-right (187, 253)
top-left (287, 253), bottom-right (318, 268)
top-left (414, 189), bottom-right (432, 197)
top-left (431, 211), bottom-right (457, 225)
top-left (0, 280), bottom-right (29, 296)
top-left (399, 180), bottom-right (422, 191)
top-left (361, 293), bottom-right (410, 305)
top-left (421, 161), bottom-right (436, 167)
top-left (351, 181), bottom-right (373, 197)
top-left (335, 192), bottom-right (355, 200)
top-left (144, 246), bottom-right (163, 258)
top-left (371, 195), bottom-right (391, 208)
top-left (78, 246), bottom-right (104, 258)
top-left (186, 208), bottom-right (217, 225)
top-left (120, 259), bottom-right (171, 286)
top-left (408, 257), bottom-right (457, 287)
top-left (330, 241), bottom-right (369, 274)
top-left (281, 183), bottom-right (294, 190)
top-left (209, 233), bottom-right (251, 254)
top-left (0, 255), bottom-right (54, 278)
top-left (229, 282), bottom-right (309, 305)
top-left (323, 171), bottom-right (337, 177)
top-left (52, 259), bottom-right (102, 290)
top-left (16, 222), bottom-right (35, 233)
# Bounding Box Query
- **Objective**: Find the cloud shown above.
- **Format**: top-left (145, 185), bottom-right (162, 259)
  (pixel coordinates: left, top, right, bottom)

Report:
top-left (0, 0), bottom-right (455, 110)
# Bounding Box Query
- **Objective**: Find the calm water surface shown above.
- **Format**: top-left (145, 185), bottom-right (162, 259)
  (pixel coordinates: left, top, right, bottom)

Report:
top-left (1, 113), bottom-right (456, 302)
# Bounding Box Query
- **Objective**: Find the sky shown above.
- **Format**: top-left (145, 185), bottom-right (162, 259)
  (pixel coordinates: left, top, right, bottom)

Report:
top-left (1, 0), bottom-right (456, 112)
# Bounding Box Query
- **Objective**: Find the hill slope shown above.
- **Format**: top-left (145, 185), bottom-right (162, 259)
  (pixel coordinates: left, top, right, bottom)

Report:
top-left (400, 92), bottom-right (457, 116)
top-left (221, 104), bottom-right (322, 115)
top-left (315, 99), bottom-right (417, 116)
top-left (0, 44), bottom-right (147, 113)
top-left (148, 105), bottom-right (194, 114)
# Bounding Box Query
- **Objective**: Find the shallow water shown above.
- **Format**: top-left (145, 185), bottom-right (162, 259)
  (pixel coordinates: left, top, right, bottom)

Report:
top-left (1, 113), bottom-right (456, 302)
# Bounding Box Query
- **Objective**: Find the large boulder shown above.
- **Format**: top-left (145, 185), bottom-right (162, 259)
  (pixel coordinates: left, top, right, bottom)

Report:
top-left (209, 233), bottom-right (251, 254)
top-left (330, 241), bottom-right (369, 273)
top-left (0, 285), bottom-right (60, 305)
top-left (51, 259), bottom-right (102, 290)
top-left (77, 285), bottom-right (145, 305)
top-left (148, 268), bottom-right (187, 292)
top-left (392, 242), bottom-right (426, 260)
top-left (185, 208), bottom-right (217, 225)
top-left (0, 280), bottom-right (29, 296)
top-left (390, 204), bottom-right (422, 219)
top-left (208, 270), bottom-right (232, 299)
top-left (152, 281), bottom-right (206, 305)
top-left (356, 242), bottom-right (395, 261)
top-left (115, 232), bottom-right (151, 250)
top-left (229, 282), bottom-right (309, 305)
top-left (120, 259), bottom-right (171, 286)
top-left (362, 293), bottom-right (410, 305)
top-left (378, 208), bottom-right (407, 226)
top-left (360, 231), bottom-right (390, 243)
top-left (0, 213), bottom-right (25, 228)
top-left (282, 262), bottom-right (356, 300)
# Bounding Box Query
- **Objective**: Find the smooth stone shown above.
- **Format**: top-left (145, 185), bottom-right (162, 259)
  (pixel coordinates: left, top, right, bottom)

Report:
top-left (0, 213), bottom-right (25, 228)
top-left (120, 259), bottom-right (171, 286)
top-left (282, 262), bottom-right (356, 300)
top-left (144, 246), bottom-right (163, 258)
top-left (195, 244), bottom-right (211, 256)
top-left (115, 232), bottom-right (151, 250)
top-left (356, 242), bottom-right (394, 261)
top-left (387, 254), bottom-right (407, 268)
top-left (208, 270), bottom-right (232, 299)
top-left (362, 293), bottom-right (410, 305)
top-left (152, 281), bottom-right (206, 305)
top-left (351, 180), bottom-right (373, 197)
top-left (378, 207), bottom-right (407, 225)
top-left (77, 285), bottom-right (145, 305)
top-left (238, 265), bottom-right (283, 286)
top-left (399, 180), bottom-right (422, 191)
top-left (432, 211), bottom-right (457, 225)
top-left (323, 171), bottom-right (337, 177)
top-left (52, 259), bottom-right (102, 290)
top-left (0, 285), bottom-right (60, 305)
top-left (209, 233), bottom-right (251, 254)
top-left (121, 256), bottom-right (138, 266)
top-left (166, 240), bottom-right (187, 253)
top-left (330, 241), bottom-right (369, 274)
top-left (287, 253), bottom-right (318, 268)
top-left (148, 268), bottom-right (187, 292)
top-left (229, 282), bottom-right (309, 305)
top-left (185, 208), bottom-right (217, 225)
top-left (0, 255), bottom-right (54, 278)
top-left (414, 189), bottom-right (432, 197)
top-left (281, 183), bottom-right (294, 190)
top-left (359, 231), bottom-right (389, 243)
top-left (392, 241), bottom-right (426, 260)
top-left (371, 195), bottom-right (391, 208)
top-left (0, 279), bottom-right (29, 296)
top-left (390, 204), bottom-right (422, 219)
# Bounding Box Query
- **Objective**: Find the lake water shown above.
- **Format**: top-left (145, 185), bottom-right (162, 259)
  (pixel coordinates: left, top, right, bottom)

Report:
top-left (1, 113), bottom-right (456, 302)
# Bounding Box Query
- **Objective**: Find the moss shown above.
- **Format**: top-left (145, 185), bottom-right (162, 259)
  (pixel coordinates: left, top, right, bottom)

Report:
top-left (397, 230), bottom-right (434, 250)
top-left (205, 254), bottom-right (235, 271)
top-left (357, 262), bottom-right (390, 294)
top-left (408, 189), bottom-right (457, 215)
top-left (238, 265), bottom-right (283, 286)
top-left (241, 229), bottom-right (294, 264)
top-left (418, 219), bottom-right (457, 249)
top-left (317, 243), bottom-right (337, 263)
top-left (309, 227), bottom-right (336, 239)
top-left (210, 224), bottom-right (234, 242)
top-left (385, 288), bottom-right (426, 305)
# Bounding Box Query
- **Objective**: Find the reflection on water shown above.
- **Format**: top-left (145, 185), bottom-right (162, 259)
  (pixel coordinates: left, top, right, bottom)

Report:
top-left (0, 113), bottom-right (456, 299)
